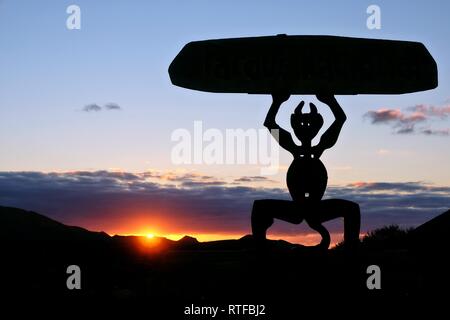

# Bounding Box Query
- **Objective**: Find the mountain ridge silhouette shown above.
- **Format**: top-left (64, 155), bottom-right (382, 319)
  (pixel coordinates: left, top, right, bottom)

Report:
top-left (0, 205), bottom-right (309, 250)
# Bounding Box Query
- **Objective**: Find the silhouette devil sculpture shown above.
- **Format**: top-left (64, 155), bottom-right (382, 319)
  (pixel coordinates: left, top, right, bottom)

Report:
top-left (251, 93), bottom-right (361, 249)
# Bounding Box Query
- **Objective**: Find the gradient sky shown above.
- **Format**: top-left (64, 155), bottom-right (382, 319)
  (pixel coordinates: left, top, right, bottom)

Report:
top-left (1, 1), bottom-right (449, 244)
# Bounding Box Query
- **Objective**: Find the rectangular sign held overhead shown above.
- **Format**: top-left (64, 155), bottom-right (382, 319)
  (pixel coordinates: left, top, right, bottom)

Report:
top-left (169, 35), bottom-right (438, 95)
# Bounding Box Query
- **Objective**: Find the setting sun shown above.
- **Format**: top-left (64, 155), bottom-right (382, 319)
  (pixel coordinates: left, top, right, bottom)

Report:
top-left (146, 233), bottom-right (155, 239)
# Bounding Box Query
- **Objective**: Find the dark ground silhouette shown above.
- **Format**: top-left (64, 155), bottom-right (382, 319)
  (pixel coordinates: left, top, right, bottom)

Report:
top-left (2, 205), bottom-right (449, 315)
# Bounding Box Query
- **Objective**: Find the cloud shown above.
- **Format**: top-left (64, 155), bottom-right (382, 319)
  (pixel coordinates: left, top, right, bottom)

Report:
top-left (345, 181), bottom-right (440, 193)
top-left (408, 104), bottom-right (450, 118)
top-left (104, 103), bottom-right (121, 110)
top-left (83, 104), bottom-right (102, 112)
top-left (82, 103), bottom-right (122, 112)
top-left (148, 172), bottom-right (226, 187)
top-left (396, 125), bottom-right (415, 134)
top-left (364, 102), bottom-right (450, 135)
top-left (365, 109), bottom-right (403, 123)
top-left (234, 176), bottom-right (274, 183)
top-left (0, 171), bottom-right (448, 237)
top-left (181, 180), bottom-right (227, 187)
top-left (420, 128), bottom-right (450, 136)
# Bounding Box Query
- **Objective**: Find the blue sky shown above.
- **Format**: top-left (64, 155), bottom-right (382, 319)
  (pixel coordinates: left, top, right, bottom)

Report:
top-left (0, 1), bottom-right (449, 240)
top-left (1, 0), bottom-right (449, 181)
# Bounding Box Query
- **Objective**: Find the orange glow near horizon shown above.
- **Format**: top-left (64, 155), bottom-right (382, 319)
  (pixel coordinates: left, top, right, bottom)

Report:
top-left (73, 212), bottom-right (354, 248)
top-left (70, 206), bottom-right (351, 247)
top-left (106, 230), bottom-right (347, 247)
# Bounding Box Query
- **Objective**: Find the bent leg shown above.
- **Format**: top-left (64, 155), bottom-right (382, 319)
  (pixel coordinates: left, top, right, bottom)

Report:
top-left (251, 199), bottom-right (303, 241)
top-left (306, 219), bottom-right (331, 249)
top-left (312, 199), bottom-right (361, 248)
top-left (324, 199), bottom-right (360, 246)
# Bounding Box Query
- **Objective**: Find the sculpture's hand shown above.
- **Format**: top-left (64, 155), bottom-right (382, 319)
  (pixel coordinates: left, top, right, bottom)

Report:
top-left (316, 94), bottom-right (337, 106)
top-left (271, 93), bottom-right (290, 104)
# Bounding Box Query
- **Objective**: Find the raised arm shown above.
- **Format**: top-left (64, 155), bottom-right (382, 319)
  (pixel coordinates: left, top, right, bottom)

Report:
top-left (315, 94), bottom-right (347, 156)
top-left (264, 94), bottom-right (299, 154)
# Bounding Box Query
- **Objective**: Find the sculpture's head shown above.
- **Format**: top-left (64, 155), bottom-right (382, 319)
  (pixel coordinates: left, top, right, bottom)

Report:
top-left (291, 101), bottom-right (323, 144)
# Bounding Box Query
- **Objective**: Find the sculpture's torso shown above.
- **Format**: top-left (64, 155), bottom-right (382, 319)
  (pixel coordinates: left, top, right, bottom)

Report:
top-left (287, 148), bottom-right (328, 203)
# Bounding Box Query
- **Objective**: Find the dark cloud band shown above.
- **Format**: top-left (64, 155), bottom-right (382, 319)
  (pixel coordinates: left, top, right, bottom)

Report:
top-left (0, 171), bottom-right (448, 235)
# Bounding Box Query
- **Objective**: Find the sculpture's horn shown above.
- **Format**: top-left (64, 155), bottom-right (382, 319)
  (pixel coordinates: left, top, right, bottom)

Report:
top-left (295, 101), bottom-right (305, 114)
top-left (309, 102), bottom-right (318, 114)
